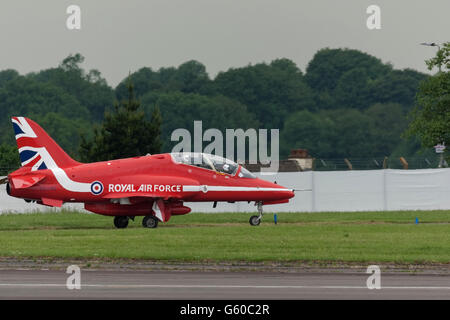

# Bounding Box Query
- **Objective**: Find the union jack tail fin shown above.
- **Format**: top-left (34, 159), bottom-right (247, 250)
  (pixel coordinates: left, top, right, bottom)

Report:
top-left (12, 117), bottom-right (80, 171)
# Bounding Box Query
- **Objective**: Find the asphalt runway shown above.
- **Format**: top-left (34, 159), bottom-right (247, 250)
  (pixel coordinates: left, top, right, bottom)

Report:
top-left (0, 269), bottom-right (449, 299)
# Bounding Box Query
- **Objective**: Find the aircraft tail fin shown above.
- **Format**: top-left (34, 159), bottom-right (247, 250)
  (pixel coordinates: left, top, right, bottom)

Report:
top-left (11, 117), bottom-right (80, 171)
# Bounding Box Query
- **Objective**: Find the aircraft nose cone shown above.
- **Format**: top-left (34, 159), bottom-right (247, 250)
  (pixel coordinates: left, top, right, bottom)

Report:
top-left (267, 180), bottom-right (295, 200)
top-left (255, 178), bottom-right (295, 202)
top-left (287, 189), bottom-right (295, 199)
top-left (279, 187), bottom-right (295, 200)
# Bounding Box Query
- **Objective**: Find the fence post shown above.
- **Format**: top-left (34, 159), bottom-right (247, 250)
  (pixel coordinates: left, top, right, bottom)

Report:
top-left (383, 156), bottom-right (388, 169)
top-left (383, 168), bottom-right (388, 211)
top-left (344, 158), bottom-right (353, 170)
top-left (399, 157), bottom-right (408, 169)
top-left (311, 171), bottom-right (316, 212)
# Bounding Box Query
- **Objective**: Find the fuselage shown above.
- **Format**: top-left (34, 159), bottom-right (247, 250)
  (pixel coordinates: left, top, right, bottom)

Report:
top-left (8, 153), bottom-right (294, 209)
top-left (7, 116), bottom-right (295, 227)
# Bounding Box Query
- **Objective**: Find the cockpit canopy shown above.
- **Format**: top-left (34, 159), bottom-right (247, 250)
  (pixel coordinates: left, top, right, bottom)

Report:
top-left (170, 152), bottom-right (255, 178)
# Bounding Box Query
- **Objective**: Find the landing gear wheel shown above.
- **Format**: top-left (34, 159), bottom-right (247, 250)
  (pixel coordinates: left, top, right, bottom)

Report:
top-left (114, 216), bottom-right (129, 229)
top-left (249, 201), bottom-right (264, 226)
top-left (249, 215), bottom-right (261, 226)
top-left (142, 215), bottom-right (159, 228)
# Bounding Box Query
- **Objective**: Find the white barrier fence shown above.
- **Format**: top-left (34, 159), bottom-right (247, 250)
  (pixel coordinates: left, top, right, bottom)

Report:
top-left (1, 168), bottom-right (450, 214)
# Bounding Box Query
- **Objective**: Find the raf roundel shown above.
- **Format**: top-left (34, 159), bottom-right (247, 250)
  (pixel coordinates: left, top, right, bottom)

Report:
top-left (90, 181), bottom-right (104, 195)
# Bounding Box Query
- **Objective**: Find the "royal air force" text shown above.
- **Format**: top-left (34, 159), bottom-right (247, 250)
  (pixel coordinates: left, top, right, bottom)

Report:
top-left (108, 184), bottom-right (182, 193)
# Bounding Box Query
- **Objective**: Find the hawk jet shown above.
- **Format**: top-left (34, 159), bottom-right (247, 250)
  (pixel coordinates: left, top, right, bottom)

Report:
top-left (2, 117), bottom-right (295, 228)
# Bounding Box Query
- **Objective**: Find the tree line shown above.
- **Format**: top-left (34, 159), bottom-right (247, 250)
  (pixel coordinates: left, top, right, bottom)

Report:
top-left (0, 47), bottom-right (444, 171)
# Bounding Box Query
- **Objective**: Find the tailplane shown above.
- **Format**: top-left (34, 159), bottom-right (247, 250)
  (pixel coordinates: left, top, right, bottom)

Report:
top-left (12, 117), bottom-right (80, 170)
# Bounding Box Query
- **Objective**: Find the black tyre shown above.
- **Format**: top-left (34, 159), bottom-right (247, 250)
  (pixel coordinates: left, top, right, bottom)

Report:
top-left (142, 215), bottom-right (159, 228)
top-left (249, 215), bottom-right (261, 226)
top-left (113, 216), bottom-right (129, 229)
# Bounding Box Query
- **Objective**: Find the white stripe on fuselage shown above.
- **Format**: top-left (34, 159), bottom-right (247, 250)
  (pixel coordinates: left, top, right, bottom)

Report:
top-left (182, 186), bottom-right (291, 192)
top-left (51, 167), bottom-right (91, 193)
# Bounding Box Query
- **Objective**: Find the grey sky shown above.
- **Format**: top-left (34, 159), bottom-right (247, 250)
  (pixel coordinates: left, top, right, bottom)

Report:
top-left (0, 0), bottom-right (448, 87)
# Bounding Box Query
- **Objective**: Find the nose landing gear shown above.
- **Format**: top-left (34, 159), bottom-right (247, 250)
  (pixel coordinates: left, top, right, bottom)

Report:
top-left (249, 201), bottom-right (263, 226)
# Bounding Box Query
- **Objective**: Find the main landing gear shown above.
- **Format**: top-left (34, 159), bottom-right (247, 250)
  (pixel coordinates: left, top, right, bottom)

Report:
top-left (113, 215), bottom-right (159, 229)
top-left (113, 216), bottom-right (129, 229)
top-left (142, 215), bottom-right (159, 228)
top-left (249, 201), bottom-right (264, 226)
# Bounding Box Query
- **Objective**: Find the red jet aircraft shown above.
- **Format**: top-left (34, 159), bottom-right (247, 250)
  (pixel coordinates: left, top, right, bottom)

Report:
top-left (1, 117), bottom-right (295, 228)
